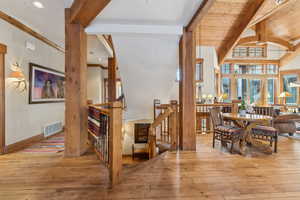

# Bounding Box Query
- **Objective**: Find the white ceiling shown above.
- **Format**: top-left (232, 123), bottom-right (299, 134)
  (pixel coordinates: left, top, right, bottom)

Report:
top-left (87, 35), bottom-right (110, 66)
top-left (0, 0), bottom-right (66, 46)
top-left (95, 0), bottom-right (203, 26)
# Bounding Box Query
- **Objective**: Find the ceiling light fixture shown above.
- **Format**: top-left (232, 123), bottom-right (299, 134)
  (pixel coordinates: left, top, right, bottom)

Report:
top-left (33, 1), bottom-right (44, 9)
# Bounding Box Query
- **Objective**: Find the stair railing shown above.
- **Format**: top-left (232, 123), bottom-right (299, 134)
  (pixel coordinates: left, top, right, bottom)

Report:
top-left (149, 100), bottom-right (178, 158)
top-left (87, 101), bottom-right (123, 187)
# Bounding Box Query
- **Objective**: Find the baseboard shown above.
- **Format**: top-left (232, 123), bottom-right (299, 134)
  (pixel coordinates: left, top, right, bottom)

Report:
top-left (5, 128), bottom-right (64, 154)
top-left (5, 134), bottom-right (44, 154)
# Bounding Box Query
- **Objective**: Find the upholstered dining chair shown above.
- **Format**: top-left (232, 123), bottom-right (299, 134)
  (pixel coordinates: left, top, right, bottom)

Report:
top-left (210, 107), bottom-right (242, 153)
top-left (252, 106), bottom-right (278, 153)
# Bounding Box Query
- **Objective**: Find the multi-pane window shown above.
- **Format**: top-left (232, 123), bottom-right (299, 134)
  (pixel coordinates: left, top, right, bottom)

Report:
top-left (233, 46), bottom-right (266, 58)
top-left (221, 63), bottom-right (231, 74)
top-left (267, 79), bottom-right (275, 105)
top-left (195, 61), bottom-right (203, 82)
top-left (266, 64), bottom-right (278, 74)
top-left (250, 79), bottom-right (261, 104)
top-left (233, 64), bottom-right (265, 74)
top-left (237, 78), bottom-right (248, 101)
top-left (283, 75), bottom-right (298, 104)
top-left (221, 78), bottom-right (231, 98)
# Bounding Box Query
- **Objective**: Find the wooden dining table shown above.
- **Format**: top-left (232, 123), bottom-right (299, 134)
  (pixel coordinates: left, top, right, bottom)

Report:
top-left (222, 113), bottom-right (273, 155)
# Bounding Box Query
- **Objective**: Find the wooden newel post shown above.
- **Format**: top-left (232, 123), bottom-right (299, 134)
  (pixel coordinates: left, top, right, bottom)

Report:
top-left (169, 100), bottom-right (178, 151)
top-left (109, 101), bottom-right (123, 186)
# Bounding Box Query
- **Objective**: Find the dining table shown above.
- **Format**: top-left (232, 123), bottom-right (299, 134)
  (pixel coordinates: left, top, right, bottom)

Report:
top-left (222, 113), bottom-right (274, 155)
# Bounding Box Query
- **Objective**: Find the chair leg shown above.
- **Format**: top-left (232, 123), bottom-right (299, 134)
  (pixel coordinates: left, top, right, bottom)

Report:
top-left (212, 132), bottom-right (215, 148)
top-left (274, 135), bottom-right (278, 153)
top-left (230, 140), bottom-right (234, 153)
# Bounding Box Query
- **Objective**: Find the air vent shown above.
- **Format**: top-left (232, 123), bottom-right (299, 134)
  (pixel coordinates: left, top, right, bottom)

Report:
top-left (44, 122), bottom-right (63, 137)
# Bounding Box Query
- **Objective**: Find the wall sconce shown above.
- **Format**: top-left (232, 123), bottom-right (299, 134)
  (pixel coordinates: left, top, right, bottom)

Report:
top-left (8, 62), bottom-right (27, 92)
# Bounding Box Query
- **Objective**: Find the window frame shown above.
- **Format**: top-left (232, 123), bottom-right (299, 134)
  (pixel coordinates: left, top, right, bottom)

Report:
top-left (232, 44), bottom-right (267, 58)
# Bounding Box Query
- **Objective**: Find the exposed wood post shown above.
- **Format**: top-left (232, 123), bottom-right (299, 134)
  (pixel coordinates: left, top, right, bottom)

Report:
top-left (0, 44), bottom-right (6, 155)
top-left (179, 30), bottom-right (196, 151)
top-left (109, 101), bottom-right (123, 186)
top-left (64, 9), bottom-right (88, 157)
top-left (108, 57), bottom-right (117, 102)
top-left (169, 100), bottom-right (178, 151)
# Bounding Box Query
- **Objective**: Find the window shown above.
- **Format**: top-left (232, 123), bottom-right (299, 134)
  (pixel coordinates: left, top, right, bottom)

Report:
top-left (221, 64), bottom-right (231, 74)
top-left (266, 64), bottom-right (278, 74)
top-left (250, 79), bottom-right (261, 104)
top-left (232, 46), bottom-right (266, 58)
top-left (248, 65), bottom-right (263, 74)
top-left (195, 82), bottom-right (202, 101)
top-left (221, 78), bottom-right (231, 99)
top-left (283, 75), bottom-right (298, 104)
top-left (267, 78), bottom-right (275, 105)
top-left (195, 59), bottom-right (203, 82)
top-left (104, 79), bottom-right (123, 103)
top-left (234, 64), bottom-right (264, 74)
top-left (237, 78), bottom-right (248, 101)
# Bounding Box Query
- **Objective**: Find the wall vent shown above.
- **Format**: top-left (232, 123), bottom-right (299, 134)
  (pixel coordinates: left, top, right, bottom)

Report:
top-left (44, 122), bottom-right (63, 137)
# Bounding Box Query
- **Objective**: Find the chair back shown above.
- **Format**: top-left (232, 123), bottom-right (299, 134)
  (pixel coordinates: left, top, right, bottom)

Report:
top-left (210, 107), bottom-right (223, 128)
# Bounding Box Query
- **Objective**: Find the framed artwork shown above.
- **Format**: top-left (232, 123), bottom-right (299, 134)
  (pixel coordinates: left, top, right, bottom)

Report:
top-left (29, 63), bottom-right (65, 104)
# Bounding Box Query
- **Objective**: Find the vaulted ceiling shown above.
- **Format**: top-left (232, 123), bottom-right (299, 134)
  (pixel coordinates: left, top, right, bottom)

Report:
top-left (196, 0), bottom-right (300, 65)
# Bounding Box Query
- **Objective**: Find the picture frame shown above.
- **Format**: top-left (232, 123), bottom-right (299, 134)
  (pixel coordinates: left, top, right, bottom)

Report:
top-left (29, 63), bottom-right (65, 104)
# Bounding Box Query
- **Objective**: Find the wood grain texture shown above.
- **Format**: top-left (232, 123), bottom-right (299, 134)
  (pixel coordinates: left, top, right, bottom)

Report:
top-left (109, 101), bottom-right (123, 186)
top-left (65, 9), bottom-right (89, 157)
top-left (179, 30), bottom-right (196, 151)
top-left (280, 43), bottom-right (300, 67)
top-left (187, 0), bottom-right (216, 32)
top-left (0, 48), bottom-right (5, 155)
top-left (1, 134), bottom-right (300, 199)
top-left (108, 57), bottom-right (117, 102)
top-left (0, 11), bottom-right (64, 53)
top-left (224, 59), bottom-right (280, 64)
top-left (70, 0), bottom-right (111, 27)
top-left (217, 0), bottom-right (265, 64)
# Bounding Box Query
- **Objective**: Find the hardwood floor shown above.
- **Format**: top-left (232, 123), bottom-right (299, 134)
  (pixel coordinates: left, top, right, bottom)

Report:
top-left (1, 134), bottom-right (300, 200)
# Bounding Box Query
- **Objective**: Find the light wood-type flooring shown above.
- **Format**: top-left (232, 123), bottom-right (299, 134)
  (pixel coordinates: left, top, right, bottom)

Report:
top-left (1, 134), bottom-right (300, 200)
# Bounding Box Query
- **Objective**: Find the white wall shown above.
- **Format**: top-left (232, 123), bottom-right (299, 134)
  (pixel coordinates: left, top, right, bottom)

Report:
top-left (87, 68), bottom-right (104, 104)
top-left (196, 46), bottom-right (218, 97)
top-left (113, 34), bottom-right (180, 121)
top-left (0, 20), bottom-right (65, 145)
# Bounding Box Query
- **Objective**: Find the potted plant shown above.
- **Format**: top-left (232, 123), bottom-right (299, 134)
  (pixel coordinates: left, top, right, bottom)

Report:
top-left (239, 100), bottom-right (247, 116)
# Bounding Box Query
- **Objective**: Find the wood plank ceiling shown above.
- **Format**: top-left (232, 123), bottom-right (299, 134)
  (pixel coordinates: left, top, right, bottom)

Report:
top-left (196, 0), bottom-right (300, 65)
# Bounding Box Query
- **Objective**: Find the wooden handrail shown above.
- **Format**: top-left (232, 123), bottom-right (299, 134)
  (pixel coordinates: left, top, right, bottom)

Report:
top-left (151, 107), bottom-right (173, 130)
top-left (87, 101), bottom-right (123, 187)
top-left (149, 100), bottom-right (179, 158)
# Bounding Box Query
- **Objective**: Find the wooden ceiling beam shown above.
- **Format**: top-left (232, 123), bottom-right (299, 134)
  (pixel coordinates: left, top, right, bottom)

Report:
top-left (237, 36), bottom-right (294, 51)
top-left (280, 43), bottom-right (300, 66)
top-left (187, 0), bottom-right (216, 32)
top-left (0, 10), bottom-right (64, 53)
top-left (224, 59), bottom-right (280, 65)
top-left (218, 0), bottom-right (266, 65)
top-left (70, 0), bottom-right (111, 28)
top-left (249, 0), bottom-right (296, 27)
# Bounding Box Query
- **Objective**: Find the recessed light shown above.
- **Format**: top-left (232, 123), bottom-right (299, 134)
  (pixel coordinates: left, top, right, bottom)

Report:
top-left (33, 1), bottom-right (44, 9)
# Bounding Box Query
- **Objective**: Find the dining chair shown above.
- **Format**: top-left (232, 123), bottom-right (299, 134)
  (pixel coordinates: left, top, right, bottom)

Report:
top-left (252, 106), bottom-right (278, 153)
top-left (210, 107), bottom-right (242, 153)
top-left (251, 125), bottom-right (278, 153)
